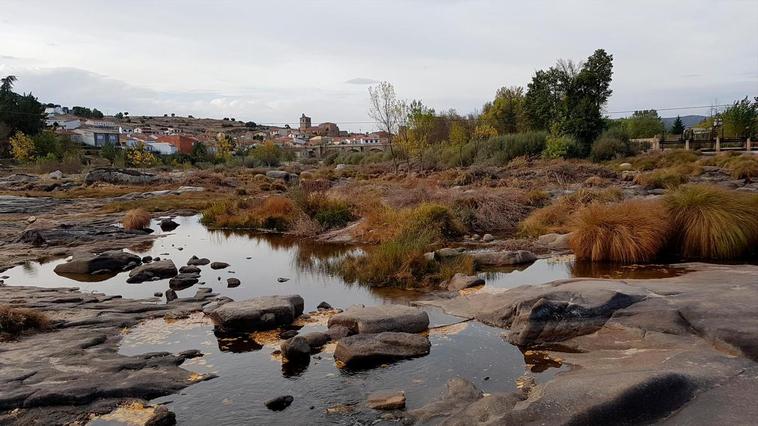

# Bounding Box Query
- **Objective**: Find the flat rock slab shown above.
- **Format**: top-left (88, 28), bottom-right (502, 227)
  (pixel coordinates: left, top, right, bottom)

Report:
top-left (444, 273), bottom-right (484, 291)
top-left (334, 332), bottom-right (431, 368)
top-left (127, 260), bottom-right (178, 283)
top-left (206, 295), bottom-right (304, 332)
top-left (84, 168), bottom-right (159, 185)
top-left (367, 390), bottom-right (406, 410)
top-left (0, 196), bottom-right (65, 214)
top-left (0, 285), bottom-right (219, 425)
top-left (53, 250), bottom-right (141, 275)
top-left (327, 304), bottom-right (429, 335)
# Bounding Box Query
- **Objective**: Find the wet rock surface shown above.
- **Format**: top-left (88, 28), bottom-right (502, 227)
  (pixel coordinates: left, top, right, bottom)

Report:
top-left (0, 285), bottom-right (220, 425)
top-left (334, 332), bottom-right (431, 368)
top-left (206, 295), bottom-right (305, 332)
top-left (470, 249), bottom-right (537, 266)
top-left (327, 304), bottom-right (430, 335)
top-left (53, 250), bottom-right (141, 275)
top-left (127, 260), bottom-right (179, 284)
top-left (413, 264), bottom-right (758, 425)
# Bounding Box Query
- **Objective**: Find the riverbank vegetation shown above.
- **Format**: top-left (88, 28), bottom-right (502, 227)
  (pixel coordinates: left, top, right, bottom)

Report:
top-left (0, 305), bottom-right (49, 339)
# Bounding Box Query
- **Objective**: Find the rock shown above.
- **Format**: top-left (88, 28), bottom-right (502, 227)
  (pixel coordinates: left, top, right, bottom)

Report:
top-left (201, 297), bottom-right (232, 313)
top-left (48, 170), bottom-right (63, 180)
top-left (334, 332), bottom-right (431, 367)
top-left (281, 336), bottom-right (311, 361)
top-left (206, 295), bottom-right (304, 332)
top-left (142, 255), bottom-right (153, 263)
top-left (277, 277), bottom-right (289, 283)
top-left (26, 215), bottom-right (37, 224)
top-left (145, 405), bottom-right (176, 426)
top-left (471, 250), bottom-right (536, 267)
top-left (445, 273), bottom-right (485, 291)
top-left (619, 162), bottom-right (633, 170)
top-left (301, 331), bottom-right (330, 349)
top-left (179, 265), bottom-right (201, 274)
top-left (408, 378), bottom-right (485, 423)
top-left (621, 170), bottom-right (640, 181)
top-left (327, 325), bottom-right (351, 341)
top-left (434, 247), bottom-right (467, 259)
top-left (169, 273), bottom-right (200, 290)
top-left (84, 168), bottom-right (159, 185)
top-left (481, 233), bottom-right (495, 242)
top-left (187, 256), bottom-right (210, 266)
top-left (165, 289), bottom-right (178, 302)
top-left (266, 170), bottom-right (289, 180)
top-left (335, 164), bottom-right (347, 171)
top-left (368, 390), bottom-right (406, 410)
top-left (536, 233), bottom-right (572, 250)
top-left (317, 301), bottom-right (332, 310)
top-left (159, 218), bottom-right (179, 231)
top-left (153, 292), bottom-right (163, 297)
top-left (54, 250), bottom-right (142, 275)
top-left (279, 330), bottom-right (298, 339)
top-left (328, 304), bottom-right (429, 335)
top-left (127, 260), bottom-right (178, 283)
top-left (227, 277), bottom-right (241, 288)
top-left (144, 407), bottom-right (177, 426)
top-left (210, 261), bottom-right (229, 270)
top-left (265, 395), bottom-right (294, 411)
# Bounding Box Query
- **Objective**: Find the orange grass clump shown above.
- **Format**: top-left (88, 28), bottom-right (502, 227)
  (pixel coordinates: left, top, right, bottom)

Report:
top-left (569, 199), bottom-right (670, 263)
top-left (664, 184), bottom-right (758, 259)
top-left (122, 208), bottom-right (151, 230)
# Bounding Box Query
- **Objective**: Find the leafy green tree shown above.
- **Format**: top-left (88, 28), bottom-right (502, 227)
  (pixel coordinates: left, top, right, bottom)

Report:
top-left (525, 49), bottom-right (614, 156)
top-left (623, 110), bottom-right (664, 138)
top-left (191, 142), bottom-right (209, 163)
top-left (0, 75), bottom-right (45, 156)
top-left (671, 116), bottom-right (685, 135)
top-left (721, 97), bottom-right (757, 138)
top-left (398, 100), bottom-right (436, 169)
top-left (248, 141), bottom-right (282, 166)
top-left (480, 86), bottom-right (529, 134)
top-left (101, 141), bottom-right (117, 163)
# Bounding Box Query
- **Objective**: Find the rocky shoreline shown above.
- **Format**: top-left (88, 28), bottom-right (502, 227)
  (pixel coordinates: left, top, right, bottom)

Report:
top-left (0, 285), bottom-right (219, 425)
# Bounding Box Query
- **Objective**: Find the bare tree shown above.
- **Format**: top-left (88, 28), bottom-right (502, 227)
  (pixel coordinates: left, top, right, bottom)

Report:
top-left (368, 81), bottom-right (405, 170)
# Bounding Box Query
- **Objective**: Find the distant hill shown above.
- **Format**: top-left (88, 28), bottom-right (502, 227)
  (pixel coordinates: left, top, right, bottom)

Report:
top-left (661, 115), bottom-right (706, 130)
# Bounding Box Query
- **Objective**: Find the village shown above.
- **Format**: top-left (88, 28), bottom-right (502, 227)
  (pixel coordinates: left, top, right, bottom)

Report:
top-left (44, 106), bottom-right (389, 158)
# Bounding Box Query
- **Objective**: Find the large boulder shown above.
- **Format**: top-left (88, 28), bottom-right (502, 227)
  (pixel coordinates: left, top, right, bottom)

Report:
top-left (327, 304), bottom-right (429, 335)
top-left (280, 336), bottom-right (311, 362)
top-left (169, 272), bottom-right (200, 290)
top-left (53, 250), bottom-right (141, 275)
top-left (444, 273), bottom-right (485, 291)
top-left (471, 250), bottom-right (537, 266)
top-left (84, 168), bottom-right (159, 185)
top-left (206, 295), bottom-right (304, 332)
top-left (126, 260), bottom-right (178, 283)
top-left (187, 256), bottom-right (210, 266)
top-left (334, 332), bottom-right (431, 367)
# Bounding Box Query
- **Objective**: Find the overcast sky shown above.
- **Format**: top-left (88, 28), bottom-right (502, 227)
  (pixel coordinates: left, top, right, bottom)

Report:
top-left (1, 0), bottom-right (756, 131)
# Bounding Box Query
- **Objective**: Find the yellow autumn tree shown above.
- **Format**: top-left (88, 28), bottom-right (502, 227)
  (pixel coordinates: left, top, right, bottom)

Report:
top-left (126, 142), bottom-right (158, 168)
top-left (215, 133), bottom-right (234, 160)
top-left (9, 131), bottom-right (35, 162)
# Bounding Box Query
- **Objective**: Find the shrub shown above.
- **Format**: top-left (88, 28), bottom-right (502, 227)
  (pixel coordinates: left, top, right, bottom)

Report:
top-left (0, 305), bottom-right (50, 338)
top-left (519, 188), bottom-right (623, 237)
top-left (590, 134), bottom-right (630, 162)
top-left (664, 185), bottom-right (758, 259)
top-left (123, 208), bottom-right (151, 230)
top-left (569, 199), bottom-right (670, 263)
top-left (201, 196), bottom-right (296, 231)
top-left (289, 188), bottom-right (355, 229)
top-left (726, 155), bottom-right (758, 182)
top-left (633, 167), bottom-right (689, 189)
top-left (542, 134), bottom-right (578, 159)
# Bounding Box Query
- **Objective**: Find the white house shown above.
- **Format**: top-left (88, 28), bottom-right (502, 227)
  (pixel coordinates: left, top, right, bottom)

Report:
top-left (145, 141), bottom-right (178, 155)
top-left (46, 116), bottom-right (81, 130)
top-left (73, 128), bottom-right (120, 147)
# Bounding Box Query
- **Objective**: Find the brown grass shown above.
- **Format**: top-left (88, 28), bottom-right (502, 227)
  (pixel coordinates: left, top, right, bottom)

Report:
top-left (123, 208), bottom-right (151, 230)
top-left (104, 192), bottom-right (226, 213)
top-left (569, 199), bottom-right (670, 263)
top-left (664, 185), bottom-right (758, 259)
top-left (519, 188), bottom-right (624, 237)
top-left (0, 305), bottom-right (50, 338)
top-left (201, 196), bottom-right (297, 231)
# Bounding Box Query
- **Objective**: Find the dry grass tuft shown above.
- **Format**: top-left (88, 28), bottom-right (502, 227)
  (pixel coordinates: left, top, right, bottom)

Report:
top-left (633, 164), bottom-right (698, 189)
top-left (519, 188), bottom-right (623, 237)
top-left (664, 185), bottom-right (758, 259)
top-left (0, 305), bottom-right (50, 338)
top-left (726, 155), bottom-right (758, 182)
top-left (201, 196), bottom-right (297, 231)
top-left (569, 199), bottom-right (670, 263)
top-left (122, 208), bottom-right (151, 230)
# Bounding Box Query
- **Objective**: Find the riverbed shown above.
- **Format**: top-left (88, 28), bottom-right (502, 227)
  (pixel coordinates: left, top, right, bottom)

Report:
top-left (2, 215), bottom-right (685, 424)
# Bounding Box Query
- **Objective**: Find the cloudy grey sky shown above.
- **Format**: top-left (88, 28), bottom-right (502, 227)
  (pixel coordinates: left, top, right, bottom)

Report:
top-left (1, 0), bottom-right (756, 130)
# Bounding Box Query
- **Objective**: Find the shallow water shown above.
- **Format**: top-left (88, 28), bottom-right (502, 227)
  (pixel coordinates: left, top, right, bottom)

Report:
top-left (4, 215), bottom-right (683, 424)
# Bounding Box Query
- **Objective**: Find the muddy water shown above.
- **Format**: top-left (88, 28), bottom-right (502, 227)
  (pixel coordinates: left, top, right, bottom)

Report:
top-left (4, 215), bottom-right (684, 424)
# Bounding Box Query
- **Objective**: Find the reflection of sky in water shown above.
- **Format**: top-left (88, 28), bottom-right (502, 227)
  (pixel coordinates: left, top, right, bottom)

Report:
top-left (3, 216), bottom-right (420, 310)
